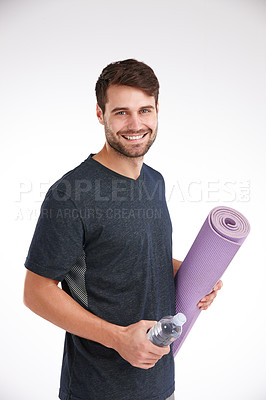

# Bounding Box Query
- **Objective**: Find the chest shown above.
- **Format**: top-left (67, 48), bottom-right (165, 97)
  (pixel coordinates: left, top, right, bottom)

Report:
top-left (83, 178), bottom-right (172, 254)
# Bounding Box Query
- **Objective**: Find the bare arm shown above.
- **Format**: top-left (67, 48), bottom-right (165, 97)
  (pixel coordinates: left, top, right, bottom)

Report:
top-left (172, 258), bottom-right (182, 277)
top-left (23, 269), bottom-right (119, 347)
top-left (23, 269), bottom-right (169, 369)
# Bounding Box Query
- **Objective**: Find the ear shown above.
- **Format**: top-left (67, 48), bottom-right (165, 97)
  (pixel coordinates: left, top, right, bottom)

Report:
top-left (96, 104), bottom-right (104, 125)
top-left (156, 101), bottom-right (159, 114)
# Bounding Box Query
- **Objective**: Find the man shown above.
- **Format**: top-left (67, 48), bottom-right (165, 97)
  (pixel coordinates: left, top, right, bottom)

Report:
top-left (24, 59), bottom-right (222, 400)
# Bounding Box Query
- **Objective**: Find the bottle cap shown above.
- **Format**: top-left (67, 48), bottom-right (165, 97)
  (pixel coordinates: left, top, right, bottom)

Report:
top-left (173, 313), bottom-right (186, 326)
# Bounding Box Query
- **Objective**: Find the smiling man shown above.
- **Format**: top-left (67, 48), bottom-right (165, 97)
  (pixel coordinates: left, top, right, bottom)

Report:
top-left (98, 84), bottom-right (158, 158)
top-left (23, 59), bottom-right (222, 400)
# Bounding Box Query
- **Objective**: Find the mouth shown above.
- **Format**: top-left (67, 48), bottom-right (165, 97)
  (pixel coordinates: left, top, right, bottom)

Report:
top-left (121, 132), bottom-right (148, 142)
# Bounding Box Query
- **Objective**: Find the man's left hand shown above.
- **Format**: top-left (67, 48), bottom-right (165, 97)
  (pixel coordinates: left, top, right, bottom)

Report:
top-left (197, 280), bottom-right (223, 310)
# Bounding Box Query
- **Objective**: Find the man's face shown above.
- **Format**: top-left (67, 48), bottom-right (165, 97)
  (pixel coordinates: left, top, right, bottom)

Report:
top-left (97, 85), bottom-right (158, 158)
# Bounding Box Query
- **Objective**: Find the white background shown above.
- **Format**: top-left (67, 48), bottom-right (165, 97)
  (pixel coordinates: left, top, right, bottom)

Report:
top-left (1, 0), bottom-right (265, 399)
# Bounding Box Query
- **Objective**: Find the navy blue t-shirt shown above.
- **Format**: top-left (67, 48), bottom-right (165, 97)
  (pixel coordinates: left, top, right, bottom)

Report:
top-left (25, 154), bottom-right (175, 400)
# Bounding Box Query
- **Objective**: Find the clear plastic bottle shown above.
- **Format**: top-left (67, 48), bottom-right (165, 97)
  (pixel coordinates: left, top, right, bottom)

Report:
top-left (147, 313), bottom-right (187, 347)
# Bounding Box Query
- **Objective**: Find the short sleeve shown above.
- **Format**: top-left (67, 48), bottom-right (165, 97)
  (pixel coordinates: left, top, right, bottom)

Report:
top-left (25, 189), bottom-right (85, 281)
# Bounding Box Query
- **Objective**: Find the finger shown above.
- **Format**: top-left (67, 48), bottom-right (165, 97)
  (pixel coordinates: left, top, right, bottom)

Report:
top-left (145, 347), bottom-right (169, 362)
top-left (141, 320), bottom-right (158, 333)
top-left (199, 282), bottom-right (222, 305)
top-left (198, 292), bottom-right (216, 305)
top-left (144, 320), bottom-right (158, 328)
top-left (199, 296), bottom-right (215, 307)
top-left (135, 347), bottom-right (169, 368)
top-left (199, 305), bottom-right (209, 310)
top-left (198, 281), bottom-right (222, 309)
top-left (198, 302), bottom-right (211, 310)
top-left (131, 359), bottom-right (156, 369)
top-left (208, 291), bottom-right (217, 301)
top-left (148, 344), bottom-right (170, 357)
top-left (205, 287), bottom-right (219, 301)
top-left (214, 280), bottom-right (223, 291)
top-left (199, 298), bottom-right (214, 308)
top-left (139, 362), bottom-right (157, 369)
top-left (143, 354), bottom-right (165, 363)
top-left (198, 295), bottom-right (215, 308)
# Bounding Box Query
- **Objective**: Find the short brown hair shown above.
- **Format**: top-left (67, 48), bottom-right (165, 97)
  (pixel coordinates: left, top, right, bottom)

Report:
top-left (95, 59), bottom-right (159, 114)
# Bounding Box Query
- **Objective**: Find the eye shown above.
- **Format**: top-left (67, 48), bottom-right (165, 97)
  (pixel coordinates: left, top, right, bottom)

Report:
top-left (116, 111), bottom-right (126, 115)
top-left (140, 109), bottom-right (150, 114)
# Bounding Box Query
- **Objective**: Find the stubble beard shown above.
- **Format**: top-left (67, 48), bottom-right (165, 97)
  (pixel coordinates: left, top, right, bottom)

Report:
top-left (104, 120), bottom-right (158, 159)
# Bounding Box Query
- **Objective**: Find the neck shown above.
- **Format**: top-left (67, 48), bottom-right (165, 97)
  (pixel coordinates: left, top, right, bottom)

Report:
top-left (92, 143), bottom-right (144, 180)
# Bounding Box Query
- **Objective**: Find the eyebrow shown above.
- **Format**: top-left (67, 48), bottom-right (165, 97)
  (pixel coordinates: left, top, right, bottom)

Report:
top-left (110, 105), bottom-right (155, 114)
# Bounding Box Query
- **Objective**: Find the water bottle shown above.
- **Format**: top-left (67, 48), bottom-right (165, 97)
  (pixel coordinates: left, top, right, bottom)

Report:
top-left (147, 313), bottom-right (186, 347)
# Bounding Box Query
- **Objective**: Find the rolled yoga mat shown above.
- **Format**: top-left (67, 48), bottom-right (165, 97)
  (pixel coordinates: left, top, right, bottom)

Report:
top-left (173, 206), bottom-right (250, 357)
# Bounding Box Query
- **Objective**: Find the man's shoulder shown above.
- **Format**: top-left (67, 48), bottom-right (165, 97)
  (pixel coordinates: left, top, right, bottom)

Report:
top-left (47, 154), bottom-right (95, 198)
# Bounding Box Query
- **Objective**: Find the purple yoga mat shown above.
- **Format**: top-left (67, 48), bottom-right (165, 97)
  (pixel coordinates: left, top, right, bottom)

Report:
top-left (173, 206), bottom-right (250, 357)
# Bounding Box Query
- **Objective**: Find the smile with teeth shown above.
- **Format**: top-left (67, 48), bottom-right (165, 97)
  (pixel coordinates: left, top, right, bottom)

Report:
top-left (122, 133), bottom-right (148, 140)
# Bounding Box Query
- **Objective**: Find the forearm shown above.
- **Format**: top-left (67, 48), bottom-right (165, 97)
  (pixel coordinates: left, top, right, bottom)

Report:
top-left (24, 269), bottom-right (171, 369)
top-left (172, 258), bottom-right (182, 277)
top-left (23, 270), bottom-right (121, 350)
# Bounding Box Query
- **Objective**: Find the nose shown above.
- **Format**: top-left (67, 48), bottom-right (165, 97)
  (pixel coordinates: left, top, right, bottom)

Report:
top-left (126, 113), bottom-right (143, 131)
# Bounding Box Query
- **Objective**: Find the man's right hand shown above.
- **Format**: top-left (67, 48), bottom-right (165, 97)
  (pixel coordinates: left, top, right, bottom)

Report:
top-left (114, 320), bottom-right (170, 369)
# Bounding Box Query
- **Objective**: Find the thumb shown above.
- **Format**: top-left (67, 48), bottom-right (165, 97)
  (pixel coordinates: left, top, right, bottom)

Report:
top-left (142, 320), bottom-right (158, 331)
